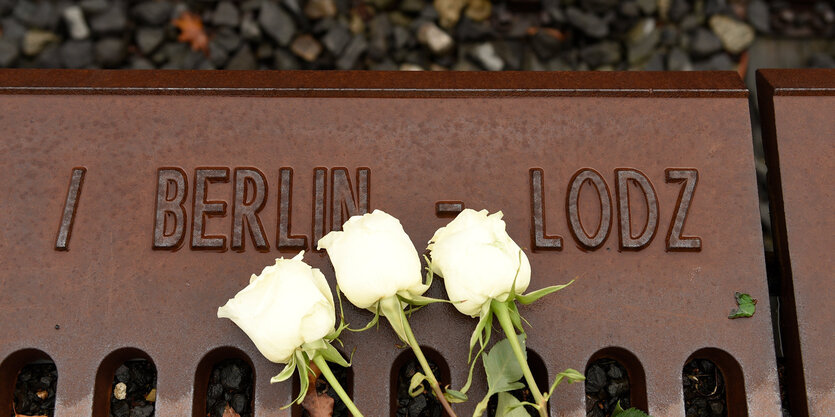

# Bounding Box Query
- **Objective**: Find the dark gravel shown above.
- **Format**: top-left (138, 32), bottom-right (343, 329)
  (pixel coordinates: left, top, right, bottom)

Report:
top-left (396, 357), bottom-right (441, 417)
top-left (0, 0), bottom-right (830, 71)
top-left (303, 362), bottom-right (350, 417)
top-left (585, 359), bottom-right (631, 417)
top-left (682, 359), bottom-right (726, 417)
top-left (207, 358), bottom-right (254, 417)
top-left (110, 360), bottom-right (156, 417)
top-left (12, 362), bottom-right (57, 417)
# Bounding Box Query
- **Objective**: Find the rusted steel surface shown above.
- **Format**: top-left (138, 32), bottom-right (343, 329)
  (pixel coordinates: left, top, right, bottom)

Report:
top-left (757, 69), bottom-right (835, 417)
top-left (0, 70), bottom-right (779, 417)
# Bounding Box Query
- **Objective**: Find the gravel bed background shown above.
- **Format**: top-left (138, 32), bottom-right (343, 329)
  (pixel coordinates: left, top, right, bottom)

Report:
top-left (0, 0), bottom-right (832, 71)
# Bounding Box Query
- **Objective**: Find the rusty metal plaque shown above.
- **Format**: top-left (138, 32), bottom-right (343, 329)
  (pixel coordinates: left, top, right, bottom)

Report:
top-left (0, 70), bottom-right (780, 417)
top-left (758, 69), bottom-right (835, 417)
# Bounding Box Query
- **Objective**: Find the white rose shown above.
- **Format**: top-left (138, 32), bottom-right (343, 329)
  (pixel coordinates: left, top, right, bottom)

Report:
top-left (217, 252), bottom-right (335, 364)
top-left (317, 209), bottom-right (427, 310)
top-left (427, 209), bottom-right (531, 317)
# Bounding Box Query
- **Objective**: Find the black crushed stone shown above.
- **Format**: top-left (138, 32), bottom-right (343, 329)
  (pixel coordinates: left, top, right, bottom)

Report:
top-left (585, 359), bottom-right (631, 417)
top-left (682, 359), bottom-right (726, 417)
top-left (12, 362), bottom-right (57, 417)
top-left (110, 360), bottom-right (157, 417)
top-left (207, 358), bottom-right (254, 417)
top-left (396, 357), bottom-right (441, 417)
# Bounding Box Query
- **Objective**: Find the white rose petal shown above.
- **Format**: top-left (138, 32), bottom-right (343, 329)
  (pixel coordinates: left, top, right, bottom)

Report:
top-left (318, 209), bottom-right (426, 309)
top-left (428, 209), bottom-right (531, 317)
top-left (217, 252), bottom-right (335, 364)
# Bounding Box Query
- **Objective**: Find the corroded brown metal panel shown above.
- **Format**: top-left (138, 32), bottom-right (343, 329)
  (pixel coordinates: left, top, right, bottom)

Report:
top-left (757, 69), bottom-right (835, 417)
top-left (0, 70), bottom-right (779, 417)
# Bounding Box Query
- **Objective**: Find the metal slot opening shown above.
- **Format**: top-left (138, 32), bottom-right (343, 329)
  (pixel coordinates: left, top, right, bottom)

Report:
top-left (585, 347), bottom-right (648, 417)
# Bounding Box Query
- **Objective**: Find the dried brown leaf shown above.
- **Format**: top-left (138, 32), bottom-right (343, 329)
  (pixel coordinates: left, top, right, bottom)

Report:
top-left (301, 361), bottom-right (334, 417)
top-left (172, 11), bottom-right (209, 54)
top-left (222, 404), bottom-right (241, 417)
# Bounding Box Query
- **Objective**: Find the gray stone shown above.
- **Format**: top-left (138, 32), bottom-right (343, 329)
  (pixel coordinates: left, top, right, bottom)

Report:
top-left (418, 22), bottom-right (454, 55)
top-left (627, 27), bottom-right (659, 64)
top-left (566, 7), bottom-right (609, 38)
top-left (226, 45), bottom-right (256, 70)
top-left (255, 42), bottom-right (273, 60)
top-left (210, 42), bottom-right (234, 66)
top-left (131, 404), bottom-right (154, 417)
top-left (0, 39), bottom-right (19, 67)
top-left (95, 37), bottom-right (126, 67)
top-left (619, 1), bottom-right (641, 18)
top-left (704, 0), bottom-right (729, 16)
top-left (808, 52), bottom-right (835, 69)
top-left (679, 13), bottom-right (705, 31)
top-left (132, 1), bottom-right (174, 26)
top-left (213, 27), bottom-right (242, 52)
top-left (580, 0), bottom-right (619, 14)
top-left (336, 35), bottom-right (367, 69)
top-left (258, 0), bottom-right (295, 46)
top-left (208, 40), bottom-right (229, 67)
top-left (240, 13), bottom-right (262, 41)
top-left (14, 0), bottom-right (59, 29)
top-left (693, 53), bottom-right (733, 70)
top-left (747, 0), bottom-right (770, 33)
top-left (59, 40), bottom-right (93, 68)
top-left (22, 30), bottom-right (58, 56)
top-left (213, 1), bottom-right (240, 26)
top-left (136, 28), bottom-right (165, 55)
top-left (89, 5), bottom-right (127, 34)
top-left (456, 17), bottom-right (493, 42)
top-left (321, 23), bottom-right (351, 54)
top-left (709, 14), bottom-right (755, 54)
top-left (469, 42), bottom-right (503, 70)
top-left (581, 41), bottom-right (621, 67)
top-left (290, 34), bottom-right (322, 62)
top-left (530, 29), bottom-right (563, 60)
top-left (690, 28), bottom-right (722, 57)
top-left (62, 6), bottom-right (90, 40)
top-left (367, 14), bottom-right (391, 60)
top-left (666, 47), bottom-right (692, 71)
top-left (305, 0), bottom-right (336, 20)
top-left (636, 0), bottom-right (656, 15)
top-left (35, 43), bottom-right (62, 68)
top-left (493, 40), bottom-right (522, 70)
top-left (273, 48), bottom-right (301, 70)
top-left (129, 56), bottom-right (155, 69)
top-left (668, 0), bottom-right (690, 22)
top-left (644, 50), bottom-right (665, 70)
top-left (79, 0), bottom-right (108, 14)
top-left (1, 17), bottom-right (26, 41)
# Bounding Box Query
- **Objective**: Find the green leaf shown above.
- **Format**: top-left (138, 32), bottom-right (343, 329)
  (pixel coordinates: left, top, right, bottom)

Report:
top-left (496, 392), bottom-right (533, 417)
top-left (270, 356), bottom-right (296, 384)
top-left (612, 404), bottom-right (653, 417)
top-left (516, 280), bottom-right (575, 305)
top-left (458, 305), bottom-right (493, 395)
top-left (397, 292), bottom-right (452, 306)
top-left (423, 255), bottom-right (435, 289)
top-left (546, 368), bottom-right (585, 398)
top-left (443, 388), bottom-right (468, 403)
top-left (728, 292), bottom-right (757, 319)
top-left (507, 301), bottom-right (524, 334)
top-left (379, 295), bottom-right (408, 342)
top-left (282, 351), bottom-right (311, 409)
top-left (408, 372), bottom-right (428, 397)
top-left (483, 334), bottom-right (527, 395)
top-left (319, 342), bottom-right (350, 368)
top-left (347, 304), bottom-right (380, 333)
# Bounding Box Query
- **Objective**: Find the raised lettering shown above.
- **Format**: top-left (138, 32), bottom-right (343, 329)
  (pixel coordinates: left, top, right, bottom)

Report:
top-left (153, 168), bottom-right (188, 250)
top-left (665, 168), bottom-right (702, 251)
top-left (55, 167), bottom-right (86, 251)
top-left (312, 167), bottom-right (327, 249)
top-left (330, 167), bottom-right (370, 231)
top-left (616, 168), bottom-right (659, 251)
top-left (231, 168), bottom-right (269, 252)
top-left (277, 168), bottom-right (308, 251)
top-left (191, 168), bottom-right (229, 250)
top-left (566, 168), bottom-right (611, 250)
top-left (529, 168), bottom-right (563, 250)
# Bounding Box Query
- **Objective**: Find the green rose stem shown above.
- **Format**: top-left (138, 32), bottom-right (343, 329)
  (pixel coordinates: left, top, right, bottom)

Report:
top-left (491, 299), bottom-right (548, 417)
top-left (387, 297), bottom-right (460, 417)
top-left (311, 355), bottom-right (365, 417)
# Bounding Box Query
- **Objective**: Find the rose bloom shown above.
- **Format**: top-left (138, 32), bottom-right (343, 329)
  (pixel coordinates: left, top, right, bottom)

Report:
top-left (428, 209), bottom-right (531, 317)
top-left (318, 209), bottom-right (427, 309)
top-left (217, 252), bottom-right (335, 363)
